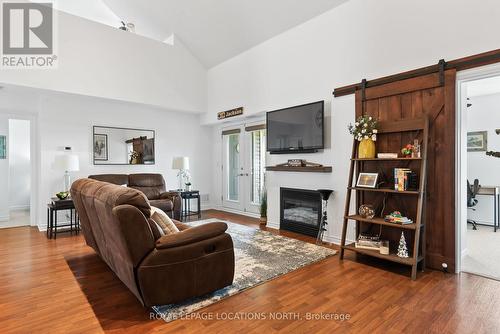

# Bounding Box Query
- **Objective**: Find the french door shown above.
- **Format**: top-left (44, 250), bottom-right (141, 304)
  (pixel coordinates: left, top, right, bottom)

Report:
top-left (222, 125), bottom-right (266, 214)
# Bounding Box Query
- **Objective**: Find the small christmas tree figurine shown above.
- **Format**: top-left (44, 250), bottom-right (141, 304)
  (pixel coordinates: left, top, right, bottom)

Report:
top-left (397, 232), bottom-right (409, 258)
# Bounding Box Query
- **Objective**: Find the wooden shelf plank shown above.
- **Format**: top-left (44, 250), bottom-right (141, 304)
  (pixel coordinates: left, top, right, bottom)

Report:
top-left (343, 243), bottom-right (423, 266)
top-left (345, 215), bottom-right (417, 230)
top-left (265, 166), bottom-right (332, 173)
top-left (351, 157), bottom-right (422, 161)
top-left (348, 187), bottom-right (420, 195)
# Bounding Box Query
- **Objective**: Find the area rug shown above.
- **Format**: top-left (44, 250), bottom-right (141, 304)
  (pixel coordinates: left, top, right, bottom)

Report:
top-left (152, 219), bottom-right (337, 322)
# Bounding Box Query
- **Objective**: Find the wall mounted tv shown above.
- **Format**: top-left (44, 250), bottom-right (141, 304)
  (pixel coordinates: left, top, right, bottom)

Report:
top-left (266, 101), bottom-right (324, 154)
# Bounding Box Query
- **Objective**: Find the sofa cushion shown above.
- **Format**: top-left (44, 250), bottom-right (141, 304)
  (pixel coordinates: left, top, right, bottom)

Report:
top-left (88, 174), bottom-right (129, 186)
top-left (149, 199), bottom-right (174, 213)
top-left (150, 206), bottom-right (179, 235)
top-left (147, 218), bottom-right (165, 240)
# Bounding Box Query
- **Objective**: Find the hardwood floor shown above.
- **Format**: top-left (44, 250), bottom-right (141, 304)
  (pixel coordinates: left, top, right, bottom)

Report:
top-left (1, 209), bottom-right (500, 333)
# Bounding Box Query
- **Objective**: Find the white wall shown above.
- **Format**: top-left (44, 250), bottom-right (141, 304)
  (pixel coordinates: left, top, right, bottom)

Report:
top-left (8, 119), bottom-right (31, 210)
top-left (35, 92), bottom-right (213, 230)
top-left (205, 0), bottom-right (500, 243)
top-left (0, 9), bottom-right (207, 113)
top-left (467, 93), bottom-right (500, 225)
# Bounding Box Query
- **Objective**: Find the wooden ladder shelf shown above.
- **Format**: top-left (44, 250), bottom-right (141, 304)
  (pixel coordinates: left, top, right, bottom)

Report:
top-left (339, 118), bottom-right (429, 280)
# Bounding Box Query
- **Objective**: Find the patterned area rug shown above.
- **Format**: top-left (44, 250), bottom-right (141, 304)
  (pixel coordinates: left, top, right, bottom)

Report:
top-left (153, 219), bottom-right (337, 322)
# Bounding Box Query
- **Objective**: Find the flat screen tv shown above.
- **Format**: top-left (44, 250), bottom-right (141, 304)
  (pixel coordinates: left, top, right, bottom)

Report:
top-left (266, 101), bottom-right (324, 154)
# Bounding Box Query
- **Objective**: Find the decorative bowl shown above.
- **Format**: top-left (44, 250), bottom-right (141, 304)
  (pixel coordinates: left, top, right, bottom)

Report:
top-left (56, 191), bottom-right (69, 200)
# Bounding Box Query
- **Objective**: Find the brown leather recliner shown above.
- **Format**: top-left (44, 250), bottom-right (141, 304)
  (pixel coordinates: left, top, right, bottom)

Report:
top-left (88, 173), bottom-right (182, 221)
top-left (70, 178), bottom-right (235, 307)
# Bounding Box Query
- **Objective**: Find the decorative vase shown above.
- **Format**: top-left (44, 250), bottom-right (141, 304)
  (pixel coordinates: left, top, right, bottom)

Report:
top-left (259, 217), bottom-right (267, 225)
top-left (358, 139), bottom-right (376, 159)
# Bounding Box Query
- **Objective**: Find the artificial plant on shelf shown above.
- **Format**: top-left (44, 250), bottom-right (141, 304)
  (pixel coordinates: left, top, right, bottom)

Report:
top-left (348, 115), bottom-right (379, 159)
top-left (260, 189), bottom-right (267, 225)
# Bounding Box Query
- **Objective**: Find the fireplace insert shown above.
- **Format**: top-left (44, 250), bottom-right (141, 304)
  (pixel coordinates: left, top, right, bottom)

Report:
top-left (280, 187), bottom-right (321, 237)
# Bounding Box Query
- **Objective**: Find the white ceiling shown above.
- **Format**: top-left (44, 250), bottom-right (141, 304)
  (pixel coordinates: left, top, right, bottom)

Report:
top-left (47, 0), bottom-right (348, 68)
top-left (467, 76), bottom-right (500, 98)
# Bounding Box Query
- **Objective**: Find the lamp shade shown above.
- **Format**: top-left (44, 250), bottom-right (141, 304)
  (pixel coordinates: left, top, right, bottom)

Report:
top-left (55, 154), bottom-right (80, 172)
top-left (172, 156), bottom-right (189, 170)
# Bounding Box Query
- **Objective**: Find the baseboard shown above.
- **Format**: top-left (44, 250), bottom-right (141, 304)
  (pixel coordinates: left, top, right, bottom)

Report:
top-left (213, 206), bottom-right (260, 219)
top-left (200, 203), bottom-right (212, 211)
top-left (10, 205), bottom-right (30, 211)
top-left (0, 220), bottom-right (29, 228)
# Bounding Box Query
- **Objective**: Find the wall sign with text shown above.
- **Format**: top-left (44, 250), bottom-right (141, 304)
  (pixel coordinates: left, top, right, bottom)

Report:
top-left (217, 107), bottom-right (243, 120)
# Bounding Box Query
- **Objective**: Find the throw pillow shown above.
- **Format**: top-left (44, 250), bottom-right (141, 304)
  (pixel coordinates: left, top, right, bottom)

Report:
top-left (147, 218), bottom-right (164, 240)
top-left (150, 206), bottom-right (179, 235)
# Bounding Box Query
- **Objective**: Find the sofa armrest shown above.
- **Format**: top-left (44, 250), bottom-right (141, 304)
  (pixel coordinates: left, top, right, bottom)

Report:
top-left (159, 191), bottom-right (182, 220)
top-left (156, 222), bottom-right (228, 249)
top-left (159, 191), bottom-right (181, 200)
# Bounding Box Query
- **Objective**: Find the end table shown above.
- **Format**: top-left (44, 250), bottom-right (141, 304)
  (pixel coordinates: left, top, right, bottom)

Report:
top-left (47, 197), bottom-right (80, 239)
top-left (171, 190), bottom-right (201, 221)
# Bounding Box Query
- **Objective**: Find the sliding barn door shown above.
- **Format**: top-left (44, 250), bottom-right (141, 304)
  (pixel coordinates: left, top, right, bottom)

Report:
top-left (355, 69), bottom-right (456, 271)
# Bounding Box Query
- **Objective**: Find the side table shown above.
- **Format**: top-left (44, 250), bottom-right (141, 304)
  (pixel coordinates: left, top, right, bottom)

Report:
top-left (47, 197), bottom-right (80, 239)
top-left (171, 190), bottom-right (201, 221)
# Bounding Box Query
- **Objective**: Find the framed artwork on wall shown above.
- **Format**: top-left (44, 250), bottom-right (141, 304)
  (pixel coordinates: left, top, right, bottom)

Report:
top-left (0, 136), bottom-right (6, 159)
top-left (467, 131), bottom-right (488, 152)
top-left (93, 134), bottom-right (108, 161)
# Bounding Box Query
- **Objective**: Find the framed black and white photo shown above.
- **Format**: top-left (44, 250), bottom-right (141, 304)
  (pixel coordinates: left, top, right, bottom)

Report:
top-left (356, 172), bottom-right (379, 188)
top-left (467, 131), bottom-right (487, 152)
top-left (93, 134), bottom-right (108, 161)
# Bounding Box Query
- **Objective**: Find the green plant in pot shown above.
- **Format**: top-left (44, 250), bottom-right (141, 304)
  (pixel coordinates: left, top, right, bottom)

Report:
top-left (348, 115), bottom-right (378, 159)
top-left (260, 190), bottom-right (267, 225)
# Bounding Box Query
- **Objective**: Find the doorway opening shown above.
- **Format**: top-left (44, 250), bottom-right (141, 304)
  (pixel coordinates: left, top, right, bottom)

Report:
top-left (457, 65), bottom-right (500, 279)
top-left (1, 118), bottom-right (31, 228)
top-left (222, 124), bottom-right (266, 215)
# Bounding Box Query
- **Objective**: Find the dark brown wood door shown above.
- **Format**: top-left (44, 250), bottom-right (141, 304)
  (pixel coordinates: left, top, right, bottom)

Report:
top-left (355, 69), bottom-right (456, 271)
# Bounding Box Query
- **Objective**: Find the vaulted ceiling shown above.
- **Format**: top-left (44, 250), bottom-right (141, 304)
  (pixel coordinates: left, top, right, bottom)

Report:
top-left (49, 0), bottom-right (348, 68)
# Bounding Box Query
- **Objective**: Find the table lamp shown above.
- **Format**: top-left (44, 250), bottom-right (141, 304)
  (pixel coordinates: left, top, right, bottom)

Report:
top-left (55, 154), bottom-right (80, 192)
top-left (172, 157), bottom-right (189, 190)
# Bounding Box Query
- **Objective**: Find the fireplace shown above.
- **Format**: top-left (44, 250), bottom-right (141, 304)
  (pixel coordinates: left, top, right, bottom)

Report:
top-left (280, 187), bottom-right (321, 237)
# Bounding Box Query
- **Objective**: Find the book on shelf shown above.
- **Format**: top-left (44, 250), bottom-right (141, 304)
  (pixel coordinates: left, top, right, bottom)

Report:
top-left (384, 211), bottom-right (414, 225)
top-left (393, 168), bottom-right (419, 191)
top-left (377, 153), bottom-right (398, 159)
top-left (355, 233), bottom-right (381, 250)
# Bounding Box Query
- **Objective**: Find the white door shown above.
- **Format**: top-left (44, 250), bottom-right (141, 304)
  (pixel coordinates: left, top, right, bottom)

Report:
top-left (222, 128), bottom-right (245, 211)
top-left (222, 125), bottom-right (266, 214)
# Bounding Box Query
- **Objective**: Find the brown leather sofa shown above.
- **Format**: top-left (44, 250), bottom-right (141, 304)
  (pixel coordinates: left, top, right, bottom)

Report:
top-left (88, 173), bottom-right (181, 220)
top-left (71, 178), bottom-right (235, 307)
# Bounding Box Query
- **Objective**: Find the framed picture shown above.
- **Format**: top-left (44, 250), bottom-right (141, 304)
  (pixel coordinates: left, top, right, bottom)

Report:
top-left (356, 172), bottom-right (379, 188)
top-left (467, 131), bottom-right (488, 152)
top-left (93, 134), bottom-right (108, 161)
top-left (0, 136), bottom-right (6, 159)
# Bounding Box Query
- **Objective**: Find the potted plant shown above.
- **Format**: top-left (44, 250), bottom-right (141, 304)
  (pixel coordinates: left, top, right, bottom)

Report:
top-left (260, 190), bottom-right (267, 225)
top-left (348, 115), bottom-right (378, 159)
